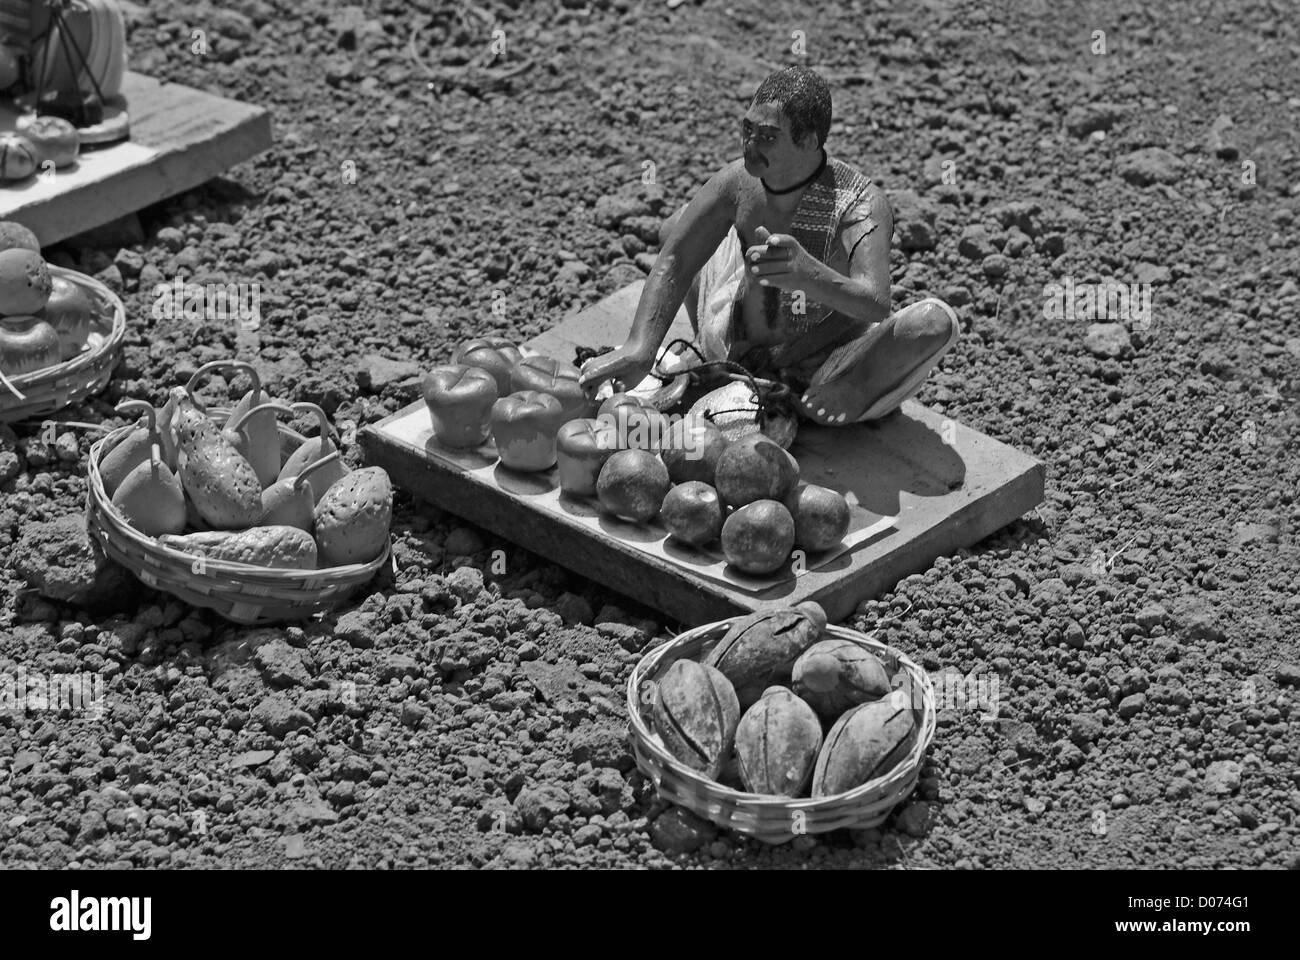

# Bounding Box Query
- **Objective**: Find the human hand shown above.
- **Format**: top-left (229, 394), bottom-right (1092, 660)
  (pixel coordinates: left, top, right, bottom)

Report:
top-left (743, 226), bottom-right (819, 292)
top-left (577, 341), bottom-right (656, 395)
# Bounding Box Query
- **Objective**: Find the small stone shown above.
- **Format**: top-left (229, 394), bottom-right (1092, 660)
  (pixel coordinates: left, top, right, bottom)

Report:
top-left (1136, 604), bottom-right (1168, 630)
top-left (1275, 664), bottom-right (1300, 688)
top-left (358, 354), bottom-right (421, 393)
top-left (1117, 147), bottom-right (1184, 186)
top-left (1118, 693), bottom-right (1146, 719)
top-left (444, 526), bottom-right (486, 555)
top-left (895, 800), bottom-right (931, 837)
top-left (230, 750), bottom-right (275, 769)
top-left (446, 566), bottom-right (484, 602)
top-left (595, 621), bottom-right (646, 652)
top-left (515, 784), bottom-right (571, 831)
top-left (401, 700), bottom-right (429, 728)
top-left (1234, 522), bottom-right (1279, 546)
top-left (251, 695), bottom-right (313, 739)
top-left (1205, 760), bottom-right (1242, 795)
top-left (252, 641), bottom-right (312, 688)
top-left (1085, 323), bottom-right (1133, 360)
top-left (1065, 102), bottom-right (1125, 138)
top-left (1068, 713), bottom-right (1103, 745)
top-left (981, 253), bottom-right (1011, 279)
top-left (378, 654), bottom-right (420, 683)
top-left (554, 591), bottom-right (594, 626)
top-left (333, 610), bottom-right (375, 648)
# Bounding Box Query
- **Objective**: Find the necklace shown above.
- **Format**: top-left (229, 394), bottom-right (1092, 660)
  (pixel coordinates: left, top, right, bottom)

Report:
top-left (762, 149), bottom-right (827, 195)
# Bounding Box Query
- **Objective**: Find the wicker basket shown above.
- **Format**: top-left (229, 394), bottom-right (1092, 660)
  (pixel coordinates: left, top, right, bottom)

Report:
top-left (627, 619), bottom-right (936, 845)
top-left (0, 266), bottom-right (127, 423)
top-left (85, 406), bottom-right (390, 625)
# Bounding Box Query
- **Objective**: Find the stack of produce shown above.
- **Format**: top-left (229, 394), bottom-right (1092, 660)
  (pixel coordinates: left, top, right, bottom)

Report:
top-left (646, 601), bottom-right (921, 800)
top-left (98, 360), bottom-right (391, 571)
top-left (421, 338), bottom-right (852, 575)
top-left (0, 115), bottom-right (80, 183)
top-left (0, 220), bottom-right (95, 388)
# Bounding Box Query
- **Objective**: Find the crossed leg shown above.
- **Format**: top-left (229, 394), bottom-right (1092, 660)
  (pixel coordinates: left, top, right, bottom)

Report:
top-left (794, 298), bottom-right (960, 425)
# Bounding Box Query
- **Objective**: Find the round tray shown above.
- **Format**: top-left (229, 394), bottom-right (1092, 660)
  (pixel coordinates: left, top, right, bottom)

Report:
top-left (0, 265), bottom-right (126, 423)
top-left (85, 406), bottom-right (390, 625)
top-left (627, 619), bottom-right (936, 845)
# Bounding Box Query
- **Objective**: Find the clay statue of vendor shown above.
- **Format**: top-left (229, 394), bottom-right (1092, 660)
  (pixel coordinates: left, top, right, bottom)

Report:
top-left (578, 65), bottom-right (959, 425)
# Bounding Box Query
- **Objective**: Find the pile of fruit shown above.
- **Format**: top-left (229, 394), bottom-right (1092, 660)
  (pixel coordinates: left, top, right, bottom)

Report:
top-left (0, 115), bottom-right (80, 184)
top-left (0, 220), bottom-right (96, 384)
top-left (646, 601), bottom-right (921, 800)
top-left (100, 359), bottom-right (392, 571)
top-left (422, 337), bottom-right (853, 575)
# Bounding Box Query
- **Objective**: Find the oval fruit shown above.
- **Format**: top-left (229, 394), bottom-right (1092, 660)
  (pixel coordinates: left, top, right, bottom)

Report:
top-left (714, 432), bottom-right (799, 507)
top-left (596, 448), bottom-right (670, 523)
top-left (0, 248), bottom-right (52, 315)
top-left (40, 275), bottom-right (94, 359)
top-left (0, 316), bottom-right (60, 375)
top-left (735, 686), bottom-right (823, 796)
top-left (701, 601), bottom-right (826, 708)
top-left (313, 466), bottom-right (394, 565)
top-left (789, 483), bottom-right (852, 552)
top-left (660, 481), bottom-right (723, 546)
top-left (811, 698), bottom-right (918, 797)
top-left (16, 115), bottom-right (79, 168)
top-left (650, 659), bottom-right (740, 780)
top-left (721, 499), bottom-right (795, 575)
top-left (0, 220), bottom-right (40, 253)
top-left (660, 415), bottom-right (728, 484)
top-left (792, 638), bottom-right (891, 717)
top-left (0, 134), bottom-right (37, 183)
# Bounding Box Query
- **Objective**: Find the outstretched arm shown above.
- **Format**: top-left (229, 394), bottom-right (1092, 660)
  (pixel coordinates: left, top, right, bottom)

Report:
top-left (579, 165), bottom-right (736, 391)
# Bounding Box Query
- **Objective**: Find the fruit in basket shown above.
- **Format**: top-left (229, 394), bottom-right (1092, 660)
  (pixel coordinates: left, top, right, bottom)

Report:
top-left (555, 417), bottom-right (618, 496)
top-left (660, 415), bottom-right (728, 485)
top-left (0, 249), bottom-right (53, 315)
top-left (159, 526), bottom-right (318, 570)
top-left (99, 400), bottom-right (165, 498)
top-left (454, 336), bottom-right (522, 395)
top-left (660, 481), bottom-right (723, 546)
top-left (0, 317), bottom-right (60, 376)
top-left (788, 484), bottom-right (852, 552)
top-left (111, 442), bottom-right (186, 537)
top-left (313, 466), bottom-right (393, 565)
top-left (278, 402), bottom-right (349, 503)
top-left (173, 389), bottom-right (264, 529)
top-left (0, 134), bottom-right (38, 183)
top-left (221, 362), bottom-right (281, 489)
top-left (224, 400), bottom-right (291, 485)
top-left (735, 686), bottom-right (823, 796)
top-left (260, 451), bottom-right (344, 532)
top-left (714, 432), bottom-right (799, 508)
top-left (491, 390), bottom-right (566, 472)
top-left (650, 659), bottom-right (740, 779)
top-left (0, 221), bottom-right (40, 253)
top-left (792, 639), bottom-right (891, 717)
top-left (39, 275), bottom-right (94, 360)
top-left (721, 499), bottom-right (795, 575)
top-left (596, 448), bottom-right (671, 522)
top-left (811, 697), bottom-right (918, 798)
top-left (702, 601), bottom-right (826, 708)
top-left (509, 354), bottom-right (590, 421)
top-left (15, 115), bottom-right (80, 169)
top-left (422, 363), bottom-right (498, 448)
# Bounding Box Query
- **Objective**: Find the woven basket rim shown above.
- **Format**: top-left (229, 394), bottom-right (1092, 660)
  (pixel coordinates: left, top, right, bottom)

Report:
top-left (3, 265), bottom-right (127, 389)
top-left (626, 618), bottom-right (937, 812)
top-left (87, 417), bottom-right (389, 583)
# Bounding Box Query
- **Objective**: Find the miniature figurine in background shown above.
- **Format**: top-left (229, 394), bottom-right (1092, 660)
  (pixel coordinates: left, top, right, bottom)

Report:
top-left (580, 65), bottom-right (960, 427)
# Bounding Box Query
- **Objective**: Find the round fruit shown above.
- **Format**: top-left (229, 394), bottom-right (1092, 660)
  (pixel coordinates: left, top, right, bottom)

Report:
top-left (660, 481), bottom-right (724, 546)
top-left (0, 221), bottom-right (40, 253)
top-left (714, 432), bottom-right (799, 507)
top-left (596, 448), bottom-right (670, 523)
top-left (0, 249), bottom-right (53, 315)
top-left (789, 483), bottom-right (852, 552)
top-left (16, 115), bottom-right (80, 168)
top-left (40, 275), bottom-right (94, 359)
top-left (660, 415), bottom-right (728, 484)
top-left (0, 134), bottom-right (38, 183)
top-left (721, 499), bottom-right (796, 575)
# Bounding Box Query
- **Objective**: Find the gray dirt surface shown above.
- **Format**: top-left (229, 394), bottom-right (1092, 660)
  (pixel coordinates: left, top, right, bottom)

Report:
top-left (1, 0), bottom-right (1298, 869)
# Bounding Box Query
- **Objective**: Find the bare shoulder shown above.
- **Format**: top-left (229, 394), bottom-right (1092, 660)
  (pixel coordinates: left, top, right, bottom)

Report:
top-left (703, 158), bottom-right (746, 209)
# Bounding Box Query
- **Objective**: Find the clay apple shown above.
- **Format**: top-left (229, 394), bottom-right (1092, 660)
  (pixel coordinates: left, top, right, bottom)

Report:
top-left (510, 354), bottom-right (591, 421)
top-left (722, 499), bottom-right (797, 575)
top-left (661, 481), bottom-right (724, 546)
top-left (454, 336), bottom-right (523, 395)
top-left (556, 417), bottom-right (619, 496)
top-left (597, 392), bottom-right (668, 452)
top-left (661, 415), bottom-right (729, 484)
top-left (38, 275), bottom-right (94, 359)
top-left (789, 483), bottom-right (852, 552)
top-left (491, 390), bottom-right (566, 472)
top-left (422, 363), bottom-right (499, 448)
top-left (597, 448), bottom-right (672, 523)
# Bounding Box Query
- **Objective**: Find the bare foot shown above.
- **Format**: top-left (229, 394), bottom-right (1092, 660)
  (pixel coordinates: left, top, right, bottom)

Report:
top-left (797, 299), bottom-right (957, 425)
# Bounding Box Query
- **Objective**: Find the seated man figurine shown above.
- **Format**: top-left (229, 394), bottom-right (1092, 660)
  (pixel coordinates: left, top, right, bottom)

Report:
top-left (578, 64), bottom-right (959, 425)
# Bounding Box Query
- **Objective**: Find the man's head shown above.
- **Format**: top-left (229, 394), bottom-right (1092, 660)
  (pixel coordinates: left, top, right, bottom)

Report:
top-left (741, 65), bottom-right (832, 182)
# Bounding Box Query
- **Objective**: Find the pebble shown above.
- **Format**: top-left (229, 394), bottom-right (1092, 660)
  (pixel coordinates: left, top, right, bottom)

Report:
top-left (648, 807), bottom-right (716, 854)
top-left (1118, 694), bottom-right (1146, 719)
top-left (1205, 761), bottom-right (1242, 795)
top-left (1084, 323), bottom-right (1133, 360)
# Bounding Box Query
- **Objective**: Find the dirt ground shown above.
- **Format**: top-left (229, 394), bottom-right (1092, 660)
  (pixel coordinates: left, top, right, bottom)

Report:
top-left (1, 0), bottom-right (1297, 869)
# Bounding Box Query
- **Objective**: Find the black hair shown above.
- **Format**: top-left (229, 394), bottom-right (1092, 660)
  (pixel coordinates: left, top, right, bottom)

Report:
top-left (751, 65), bottom-right (832, 149)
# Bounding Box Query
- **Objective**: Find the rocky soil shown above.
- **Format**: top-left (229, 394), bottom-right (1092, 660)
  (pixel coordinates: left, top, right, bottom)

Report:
top-left (1, 0), bottom-right (1297, 869)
